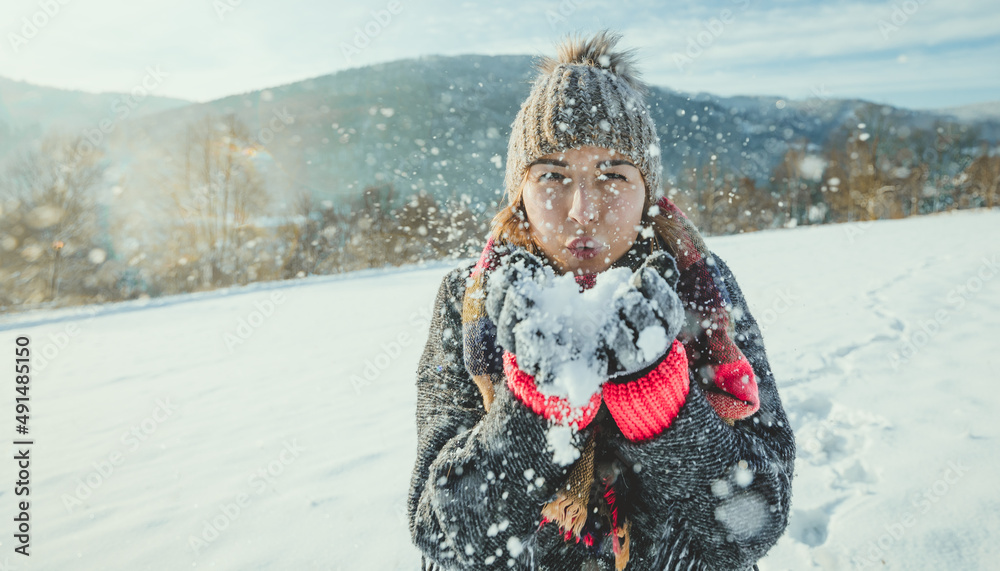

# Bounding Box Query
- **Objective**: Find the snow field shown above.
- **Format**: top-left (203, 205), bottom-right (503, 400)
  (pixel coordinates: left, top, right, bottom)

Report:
top-left (0, 211), bottom-right (997, 570)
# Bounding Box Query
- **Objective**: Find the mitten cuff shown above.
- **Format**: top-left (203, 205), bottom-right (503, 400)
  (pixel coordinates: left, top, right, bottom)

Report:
top-left (503, 351), bottom-right (602, 430)
top-left (705, 356), bottom-right (759, 420)
top-left (602, 340), bottom-right (690, 442)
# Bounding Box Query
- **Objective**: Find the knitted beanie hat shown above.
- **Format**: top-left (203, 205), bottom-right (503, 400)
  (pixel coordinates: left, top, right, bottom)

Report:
top-left (504, 29), bottom-right (662, 204)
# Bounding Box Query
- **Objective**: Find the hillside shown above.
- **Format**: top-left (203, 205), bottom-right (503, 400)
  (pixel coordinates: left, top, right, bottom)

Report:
top-left (0, 75), bottom-right (190, 131)
top-left (116, 54), bottom-right (998, 207)
top-left (6, 53), bottom-right (996, 212)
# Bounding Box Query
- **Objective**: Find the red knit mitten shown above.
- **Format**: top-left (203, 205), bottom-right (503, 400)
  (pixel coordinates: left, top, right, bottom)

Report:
top-left (602, 340), bottom-right (690, 442)
top-left (705, 356), bottom-right (760, 420)
top-left (503, 351), bottom-right (603, 430)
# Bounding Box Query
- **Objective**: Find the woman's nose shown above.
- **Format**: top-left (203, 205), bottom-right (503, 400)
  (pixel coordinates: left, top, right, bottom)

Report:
top-left (568, 180), bottom-right (598, 225)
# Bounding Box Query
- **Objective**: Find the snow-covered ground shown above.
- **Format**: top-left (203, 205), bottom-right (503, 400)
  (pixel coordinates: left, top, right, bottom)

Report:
top-left (1, 209), bottom-right (998, 570)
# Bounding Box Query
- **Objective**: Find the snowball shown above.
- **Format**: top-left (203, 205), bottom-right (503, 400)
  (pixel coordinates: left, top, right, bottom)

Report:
top-left (711, 479), bottom-right (731, 497)
top-left (798, 155), bottom-right (827, 182)
top-left (20, 244), bottom-right (44, 263)
top-left (714, 492), bottom-right (769, 540)
top-left (734, 466), bottom-right (754, 488)
top-left (636, 325), bottom-right (668, 362)
top-left (506, 536), bottom-right (524, 556)
top-left (26, 205), bottom-right (65, 229)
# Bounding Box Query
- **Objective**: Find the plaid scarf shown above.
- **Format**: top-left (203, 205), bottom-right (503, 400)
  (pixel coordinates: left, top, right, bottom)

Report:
top-left (460, 196), bottom-right (759, 568)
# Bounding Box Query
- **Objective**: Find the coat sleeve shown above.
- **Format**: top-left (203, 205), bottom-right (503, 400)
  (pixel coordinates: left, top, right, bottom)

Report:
top-left (610, 254), bottom-right (796, 571)
top-left (406, 266), bottom-right (587, 568)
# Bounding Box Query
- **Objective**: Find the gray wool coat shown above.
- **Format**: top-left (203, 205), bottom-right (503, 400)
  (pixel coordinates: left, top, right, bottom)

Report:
top-left (407, 253), bottom-right (795, 571)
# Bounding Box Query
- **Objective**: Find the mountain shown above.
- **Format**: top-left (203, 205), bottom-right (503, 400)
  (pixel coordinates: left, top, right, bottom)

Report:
top-left (122, 54), bottom-right (999, 209)
top-left (937, 101), bottom-right (1000, 122)
top-left (0, 75), bottom-right (190, 132)
top-left (5, 56), bottom-right (999, 211)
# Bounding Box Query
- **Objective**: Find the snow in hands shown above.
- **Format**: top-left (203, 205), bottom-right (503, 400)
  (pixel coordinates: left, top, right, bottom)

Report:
top-left (486, 249), bottom-right (684, 408)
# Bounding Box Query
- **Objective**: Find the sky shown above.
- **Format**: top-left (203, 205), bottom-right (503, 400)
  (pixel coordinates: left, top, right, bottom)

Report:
top-left (1, 0), bottom-right (998, 110)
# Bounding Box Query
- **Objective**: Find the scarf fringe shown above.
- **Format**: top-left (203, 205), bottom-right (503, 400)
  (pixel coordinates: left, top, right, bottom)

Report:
top-left (541, 432), bottom-right (596, 538)
top-left (613, 520), bottom-right (631, 571)
top-left (540, 494), bottom-right (589, 538)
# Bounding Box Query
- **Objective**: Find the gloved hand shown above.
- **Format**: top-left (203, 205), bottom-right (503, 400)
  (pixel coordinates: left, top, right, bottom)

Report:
top-left (485, 249), bottom-right (550, 355)
top-left (603, 251), bottom-right (685, 379)
top-left (485, 248), bottom-right (604, 429)
top-left (485, 249), bottom-right (559, 381)
top-left (600, 252), bottom-right (691, 442)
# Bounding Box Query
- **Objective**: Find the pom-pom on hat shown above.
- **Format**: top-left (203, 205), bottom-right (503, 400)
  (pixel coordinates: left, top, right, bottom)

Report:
top-left (504, 29), bottom-right (662, 204)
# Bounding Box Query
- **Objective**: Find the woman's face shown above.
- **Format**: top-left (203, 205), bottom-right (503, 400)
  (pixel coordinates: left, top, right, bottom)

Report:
top-left (522, 145), bottom-right (646, 275)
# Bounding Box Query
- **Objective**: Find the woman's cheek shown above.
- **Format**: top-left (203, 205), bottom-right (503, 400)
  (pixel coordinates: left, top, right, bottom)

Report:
top-left (605, 208), bottom-right (622, 225)
top-left (604, 197), bottom-right (634, 224)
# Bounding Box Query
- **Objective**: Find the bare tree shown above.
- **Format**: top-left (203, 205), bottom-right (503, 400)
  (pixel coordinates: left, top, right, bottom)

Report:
top-left (0, 132), bottom-right (112, 308)
top-left (166, 114), bottom-right (270, 288)
top-left (961, 143), bottom-right (1000, 209)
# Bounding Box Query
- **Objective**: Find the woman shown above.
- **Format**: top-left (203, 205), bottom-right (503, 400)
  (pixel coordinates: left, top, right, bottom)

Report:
top-left (407, 30), bottom-right (795, 570)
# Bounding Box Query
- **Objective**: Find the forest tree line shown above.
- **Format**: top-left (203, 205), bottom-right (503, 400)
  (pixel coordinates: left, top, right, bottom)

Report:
top-left (1, 102), bottom-right (997, 312)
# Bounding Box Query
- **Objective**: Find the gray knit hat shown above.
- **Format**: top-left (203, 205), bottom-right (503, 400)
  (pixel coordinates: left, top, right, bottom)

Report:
top-left (504, 30), bottom-right (662, 204)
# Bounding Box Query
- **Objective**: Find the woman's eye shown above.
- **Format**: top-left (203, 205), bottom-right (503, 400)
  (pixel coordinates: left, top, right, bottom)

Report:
top-left (597, 172), bottom-right (627, 181)
top-left (539, 172), bottom-right (570, 184)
